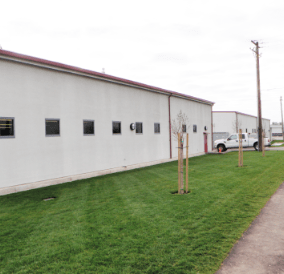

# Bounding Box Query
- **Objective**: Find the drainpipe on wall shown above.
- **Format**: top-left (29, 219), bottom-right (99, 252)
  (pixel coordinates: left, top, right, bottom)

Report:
top-left (168, 95), bottom-right (172, 159)
top-left (236, 112), bottom-right (238, 133)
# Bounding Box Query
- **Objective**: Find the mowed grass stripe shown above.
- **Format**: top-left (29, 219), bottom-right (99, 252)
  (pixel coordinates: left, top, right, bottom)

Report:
top-left (1, 180), bottom-right (92, 273)
top-left (1, 151), bottom-right (284, 273)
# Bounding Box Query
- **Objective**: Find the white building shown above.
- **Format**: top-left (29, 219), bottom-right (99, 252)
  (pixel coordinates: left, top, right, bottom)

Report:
top-left (213, 111), bottom-right (271, 141)
top-left (271, 122), bottom-right (283, 140)
top-left (0, 49), bottom-right (214, 195)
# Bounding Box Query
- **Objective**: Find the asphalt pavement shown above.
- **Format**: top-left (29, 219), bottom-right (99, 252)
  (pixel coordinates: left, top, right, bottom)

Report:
top-left (216, 182), bottom-right (284, 274)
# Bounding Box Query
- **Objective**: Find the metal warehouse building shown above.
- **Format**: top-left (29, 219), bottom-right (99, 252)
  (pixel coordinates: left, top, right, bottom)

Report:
top-left (213, 111), bottom-right (271, 141)
top-left (271, 122), bottom-right (283, 140)
top-left (0, 50), bottom-right (214, 195)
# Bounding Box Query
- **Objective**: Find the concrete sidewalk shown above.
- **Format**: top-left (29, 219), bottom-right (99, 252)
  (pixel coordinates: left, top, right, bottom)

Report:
top-left (267, 147), bottom-right (284, 151)
top-left (216, 182), bottom-right (284, 274)
top-left (210, 147), bottom-right (284, 154)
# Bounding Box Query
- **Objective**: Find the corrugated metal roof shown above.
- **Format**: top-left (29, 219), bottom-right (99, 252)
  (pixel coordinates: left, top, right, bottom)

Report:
top-left (0, 49), bottom-right (214, 106)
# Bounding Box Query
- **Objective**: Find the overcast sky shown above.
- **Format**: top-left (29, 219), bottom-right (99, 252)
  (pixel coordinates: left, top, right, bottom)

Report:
top-left (1, 0), bottom-right (284, 122)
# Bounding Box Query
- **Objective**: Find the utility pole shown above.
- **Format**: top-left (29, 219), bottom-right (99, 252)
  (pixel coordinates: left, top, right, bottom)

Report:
top-left (281, 96), bottom-right (284, 141)
top-left (251, 40), bottom-right (263, 151)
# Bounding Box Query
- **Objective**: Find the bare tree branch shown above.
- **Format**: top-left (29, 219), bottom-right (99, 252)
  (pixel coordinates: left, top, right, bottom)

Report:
top-left (172, 110), bottom-right (189, 140)
top-left (232, 120), bottom-right (242, 133)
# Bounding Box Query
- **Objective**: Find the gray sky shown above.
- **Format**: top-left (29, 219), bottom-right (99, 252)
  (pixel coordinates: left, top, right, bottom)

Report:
top-left (1, 0), bottom-right (284, 122)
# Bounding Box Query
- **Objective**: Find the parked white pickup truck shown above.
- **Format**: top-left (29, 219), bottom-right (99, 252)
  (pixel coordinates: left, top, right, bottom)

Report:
top-left (214, 133), bottom-right (271, 152)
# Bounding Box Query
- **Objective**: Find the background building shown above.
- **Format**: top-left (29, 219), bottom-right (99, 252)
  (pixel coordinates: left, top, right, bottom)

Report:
top-left (0, 49), bottom-right (214, 195)
top-left (213, 111), bottom-right (271, 141)
top-left (271, 122), bottom-right (283, 140)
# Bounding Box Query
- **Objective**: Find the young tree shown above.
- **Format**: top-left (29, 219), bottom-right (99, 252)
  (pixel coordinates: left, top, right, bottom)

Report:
top-left (172, 110), bottom-right (189, 141)
top-left (172, 111), bottom-right (189, 194)
top-left (232, 119), bottom-right (242, 133)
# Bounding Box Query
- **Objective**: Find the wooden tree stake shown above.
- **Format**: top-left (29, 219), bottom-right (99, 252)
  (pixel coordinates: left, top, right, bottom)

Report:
top-left (178, 133), bottom-right (181, 194)
top-left (186, 133), bottom-right (189, 193)
top-left (262, 131), bottom-right (265, 156)
top-left (241, 134), bottom-right (243, 166)
top-left (180, 135), bottom-right (184, 194)
top-left (238, 129), bottom-right (243, 167)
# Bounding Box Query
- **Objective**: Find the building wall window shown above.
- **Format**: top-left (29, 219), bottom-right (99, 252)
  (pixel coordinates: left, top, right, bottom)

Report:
top-left (252, 129), bottom-right (256, 133)
top-left (182, 124), bottom-right (186, 133)
top-left (0, 117), bottom-right (14, 138)
top-left (46, 119), bottom-right (60, 136)
top-left (154, 123), bottom-right (160, 133)
top-left (193, 125), bottom-right (197, 133)
top-left (83, 120), bottom-right (95, 135)
top-left (136, 122), bottom-right (143, 134)
top-left (113, 121), bottom-right (121, 134)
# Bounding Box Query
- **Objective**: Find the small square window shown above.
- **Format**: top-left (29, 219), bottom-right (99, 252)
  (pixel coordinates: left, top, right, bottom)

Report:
top-left (84, 120), bottom-right (94, 135)
top-left (46, 119), bottom-right (60, 136)
top-left (154, 123), bottom-right (160, 133)
top-left (0, 117), bottom-right (14, 138)
top-left (182, 124), bottom-right (186, 133)
top-left (113, 121), bottom-right (121, 134)
top-left (193, 125), bottom-right (197, 133)
top-left (136, 122), bottom-right (143, 134)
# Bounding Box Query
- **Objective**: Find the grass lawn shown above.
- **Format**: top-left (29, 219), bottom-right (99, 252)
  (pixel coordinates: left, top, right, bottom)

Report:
top-left (271, 140), bottom-right (284, 147)
top-left (1, 151), bottom-right (284, 274)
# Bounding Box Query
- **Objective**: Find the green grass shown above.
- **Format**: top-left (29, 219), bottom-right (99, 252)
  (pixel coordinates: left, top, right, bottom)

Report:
top-left (1, 151), bottom-right (284, 274)
top-left (271, 140), bottom-right (284, 146)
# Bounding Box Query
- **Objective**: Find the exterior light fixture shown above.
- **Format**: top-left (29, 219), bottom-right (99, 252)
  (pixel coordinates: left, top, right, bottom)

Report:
top-left (130, 123), bottom-right (136, 130)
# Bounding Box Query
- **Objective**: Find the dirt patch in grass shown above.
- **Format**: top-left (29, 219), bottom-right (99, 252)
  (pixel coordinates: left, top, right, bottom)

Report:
top-left (43, 197), bottom-right (56, 201)
top-left (170, 190), bottom-right (191, 194)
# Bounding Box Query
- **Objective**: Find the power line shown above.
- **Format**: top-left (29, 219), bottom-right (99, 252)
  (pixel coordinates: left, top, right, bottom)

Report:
top-left (262, 87), bottom-right (284, 91)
